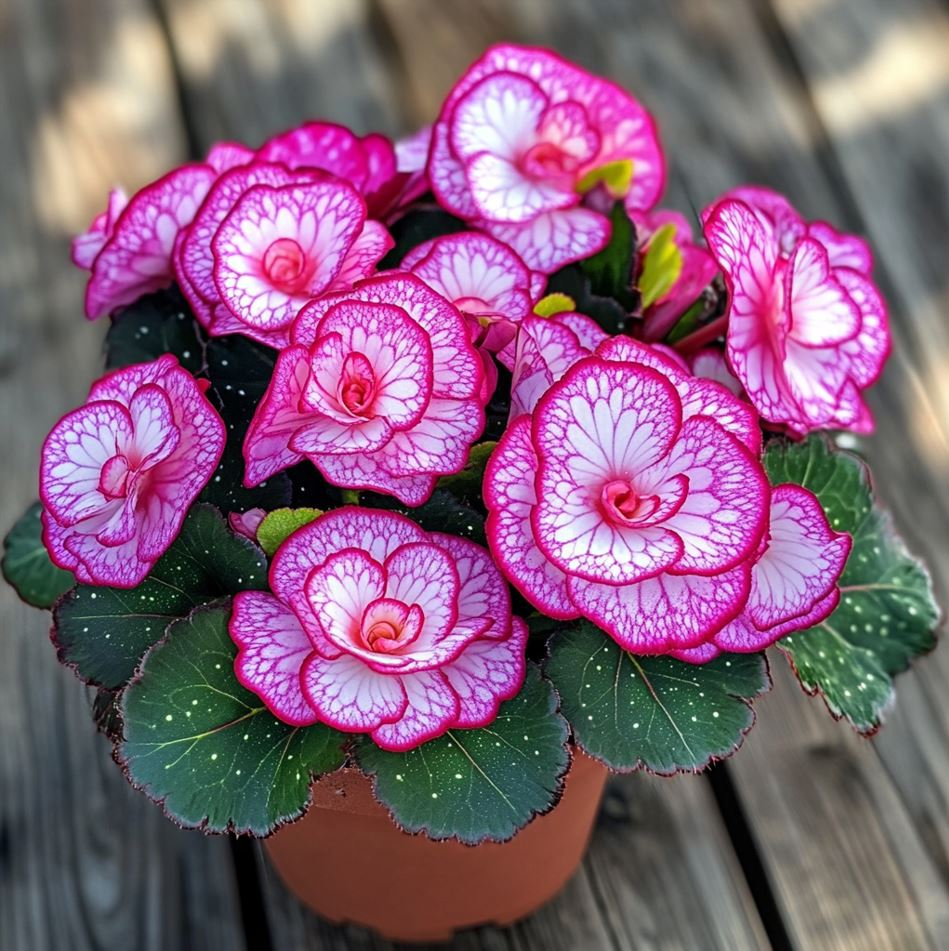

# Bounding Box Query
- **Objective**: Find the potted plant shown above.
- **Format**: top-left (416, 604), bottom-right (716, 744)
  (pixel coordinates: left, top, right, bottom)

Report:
top-left (4, 43), bottom-right (940, 944)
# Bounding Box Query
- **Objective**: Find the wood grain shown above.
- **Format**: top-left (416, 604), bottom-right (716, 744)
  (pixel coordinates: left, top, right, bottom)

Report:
top-left (0, 1), bottom-right (245, 948)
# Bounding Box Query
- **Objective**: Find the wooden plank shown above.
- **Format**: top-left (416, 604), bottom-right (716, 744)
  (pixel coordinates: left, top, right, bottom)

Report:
top-left (255, 774), bottom-right (769, 950)
top-left (0, 1), bottom-right (246, 948)
top-left (764, 0), bottom-right (949, 905)
top-left (374, 0), bottom-right (949, 947)
top-left (154, 0), bottom-right (408, 149)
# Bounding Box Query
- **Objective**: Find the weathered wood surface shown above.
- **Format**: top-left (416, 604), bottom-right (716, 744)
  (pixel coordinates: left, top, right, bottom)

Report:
top-left (0, 1), bottom-right (246, 949)
top-left (2, 0), bottom-right (948, 948)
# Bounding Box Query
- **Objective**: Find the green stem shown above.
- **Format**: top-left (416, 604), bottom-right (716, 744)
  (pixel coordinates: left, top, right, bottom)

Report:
top-left (341, 489), bottom-right (360, 506)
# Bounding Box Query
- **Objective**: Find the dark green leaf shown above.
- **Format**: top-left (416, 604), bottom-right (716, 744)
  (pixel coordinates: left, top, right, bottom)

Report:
top-left (256, 507), bottom-right (322, 557)
top-left (2, 502), bottom-right (74, 608)
top-left (379, 207), bottom-right (467, 269)
top-left (546, 622), bottom-right (770, 773)
top-left (370, 489), bottom-right (486, 545)
top-left (201, 335), bottom-right (292, 512)
top-left (120, 605), bottom-right (345, 835)
top-left (105, 287), bottom-right (205, 373)
top-left (436, 441), bottom-right (497, 507)
top-left (53, 504), bottom-right (267, 689)
top-left (357, 666), bottom-right (569, 843)
top-left (765, 436), bottom-right (940, 733)
top-left (546, 265), bottom-right (632, 335)
top-left (579, 202), bottom-right (637, 310)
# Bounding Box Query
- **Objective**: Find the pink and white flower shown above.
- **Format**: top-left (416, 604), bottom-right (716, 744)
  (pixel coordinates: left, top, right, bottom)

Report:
top-left (230, 507), bottom-right (527, 751)
top-left (688, 348), bottom-right (743, 397)
top-left (79, 166), bottom-right (217, 320)
top-left (634, 209), bottom-right (718, 342)
top-left (243, 273), bottom-right (485, 505)
top-left (703, 187), bottom-right (890, 435)
top-left (40, 356), bottom-right (225, 588)
top-left (428, 44), bottom-right (665, 273)
top-left (176, 163), bottom-right (391, 347)
top-left (404, 231), bottom-right (544, 398)
top-left (671, 484), bottom-right (851, 663)
top-left (485, 336), bottom-right (768, 654)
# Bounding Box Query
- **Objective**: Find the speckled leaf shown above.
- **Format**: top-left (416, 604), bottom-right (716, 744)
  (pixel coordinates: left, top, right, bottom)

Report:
top-left (105, 287), bottom-right (205, 373)
top-left (371, 489), bottom-right (486, 545)
top-left (120, 605), bottom-right (345, 835)
top-left (546, 622), bottom-right (770, 774)
top-left (436, 441), bottom-right (497, 507)
top-left (2, 501), bottom-right (74, 608)
top-left (256, 507), bottom-right (322, 557)
top-left (356, 666), bottom-right (569, 844)
top-left (765, 436), bottom-right (939, 733)
top-left (53, 504), bottom-right (267, 689)
top-left (201, 334), bottom-right (292, 513)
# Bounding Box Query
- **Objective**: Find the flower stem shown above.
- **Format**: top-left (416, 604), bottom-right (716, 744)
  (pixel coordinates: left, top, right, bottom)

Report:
top-left (672, 315), bottom-right (729, 354)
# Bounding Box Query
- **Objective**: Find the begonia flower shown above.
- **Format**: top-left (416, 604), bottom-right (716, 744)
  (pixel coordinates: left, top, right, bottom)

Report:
top-left (243, 274), bottom-right (485, 505)
top-left (428, 44), bottom-right (665, 273)
top-left (176, 163), bottom-right (391, 347)
top-left (703, 187), bottom-right (889, 435)
top-left (230, 507), bottom-right (527, 751)
top-left (485, 336), bottom-right (768, 655)
top-left (40, 356), bottom-right (225, 588)
top-left (671, 484), bottom-right (851, 662)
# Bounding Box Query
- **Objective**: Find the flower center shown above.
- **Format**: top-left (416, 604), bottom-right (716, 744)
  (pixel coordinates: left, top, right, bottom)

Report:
top-left (338, 352), bottom-right (377, 416)
top-left (520, 140), bottom-right (578, 188)
top-left (262, 238), bottom-right (310, 291)
top-left (360, 598), bottom-right (423, 654)
top-left (98, 453), bottom-right (132, 500)
top-left (601, 478), bottom-right (664, 526)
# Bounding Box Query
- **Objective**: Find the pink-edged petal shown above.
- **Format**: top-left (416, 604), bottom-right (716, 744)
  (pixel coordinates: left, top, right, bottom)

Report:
top-left (381, 542), bottom-right (468, 664)
top-left (72, 187), bottom-right (128, 270)
top-left (568, 563), bottom-right (752, 653)
top-left (745, 483), bottom-right (851, 634)
top-left (550, 312), bottom-right (608, 351)
top-left (467, 151), bottom-right (575, 223)
top-left (661, 416), bottom-right (769, 575)
top-left (41, 401), bottom-right (133, 525)
top-left (380, 396), bottom-right (484, 479)
top-left (302, 652), bottom-right (408, 732)
top-left (508, 315), bottom-right (589, 415)
top-left (668, 641), bottom-right (722, 664)
top-left (708, 185), bottom-right (806, 253)
top-left (430, 532), bottom-right (511, 639)
top-left (596, 335), bottom-right (761, 453)
top-left (86, 165), bottom-right (216, 319)
top-left (836, 268), bottom-right (891, 389)
top-left (330, 221), bottom-right (393, 290)
top-left (786, 237), bottom-right (860, 347)
top-left (212, 180), bottom-right (366, 332)
top-left (484, 418), bottom-right (577, 619)
top-left (205, 142), bottom-right (254, 174)
top-left (443, 617), bottom-right (528, 727)
top-left (316, 452), bottom-right (438, 507)
top-left (269, 507), bottom-right (426, 606)
top-left (369, 669), bottom-right (460, 751)
top-left (396, 125), bottom-right (432, 173)
top-left (808, 220), bottom-right (873, 274)
top-left (230, 591), bottom-right (319, 726)
top-left (242, 347), bottom-right (311, 487)
top-left (295, 274), bottom-right (482, 402)
top-left (257, 121), bottom-right (367, 183)
top-left (303, 548), bottom-right (387, 657)
top-left (689, 348), bottom-right (743, 396)
top-left (61, 520), bottom-right (152, 588)
top-left (128, 383), bottom-right (180, 466)
top-left (532, 359), bottom-right (686, 585)
top-left (486, 206), bottom-right (610, 273)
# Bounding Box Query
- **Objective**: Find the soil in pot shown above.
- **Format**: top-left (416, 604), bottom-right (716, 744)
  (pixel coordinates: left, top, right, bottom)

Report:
top-left (263, 751), bottom-right (609, 942)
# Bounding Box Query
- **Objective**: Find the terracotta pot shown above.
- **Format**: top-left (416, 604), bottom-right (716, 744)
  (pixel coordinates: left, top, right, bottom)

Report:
top-left (263, 751), bottom-right (609, 942)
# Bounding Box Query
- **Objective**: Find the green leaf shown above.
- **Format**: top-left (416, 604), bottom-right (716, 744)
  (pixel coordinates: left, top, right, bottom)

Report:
top-left (52, 504), bottom-right (267, 689)
top-left (546, 265), bottom-right (632, 335)
top-left (201, 335), bottom-right (292, 513)
top-left (105, 287), bottom-right (205, 373)
top-left (256, 507), bottom-right (323, 557)
top-left (379, 207), bottom-right (467, 269)
top-left (120, 605), bottom-right (345, 835)
top-left (2, 502), bottom-right (74, 608)
top-left (765, 436), bottom-right (940, 733)
top-left (357, 666), bottom-right (569, 843)
top-left (638, 223), bottom-right (683, 309)
top-left (392, 489), bottom-right (487, 545)
top-left (546, 622), bottom-right (770, 773)
top-left (579, 202), bottom-right (637, 309)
